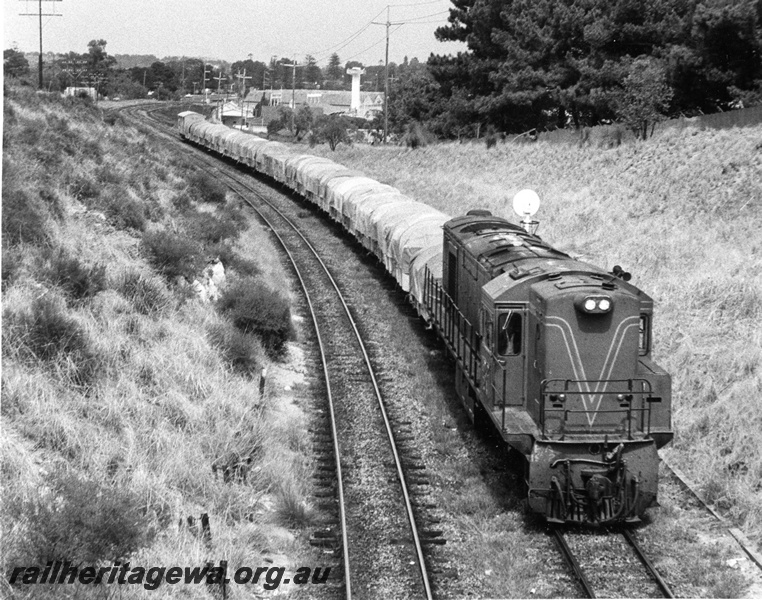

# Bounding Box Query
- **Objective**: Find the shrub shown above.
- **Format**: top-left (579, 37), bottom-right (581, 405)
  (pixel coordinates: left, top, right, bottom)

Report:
top-left (207, 322), bottom-right (262, 376)
top-left (117, 271), bottom-right (172, 315)
top-left (3, 296), bottom-right (100, 387)
top-left (42, 248), bottom-right (107, 301)
top-left (6, 468), bottom-right (154, 567)
top-left (217, 278), bottom-right (294, 358)
top-left (189, 172), bottom-right (226, 204)
top-left (185, 207), bottom-right (247, 245)
top-left (141, 230), bottom-right (204, 281)
top-left (402, 122), bottom-right (431, 149)
top-left (2, 188), bottom-right (49, 246)
top-left (102, 189), bottom-right (147, 231)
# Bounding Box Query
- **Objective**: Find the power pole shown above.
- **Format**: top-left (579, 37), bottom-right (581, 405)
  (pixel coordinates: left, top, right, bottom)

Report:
top-left (373, 7), bottom-right (392, 144)
top-left (19, 0), bottom-right (63, 89)
top-left (214, 72), bottom-right (225, 94)
top-left (235, 69), bottom-right (252, 126)
top-left (284, 59), bottom-right (302, 132)
top-left (202, 65), bottom-right (212, 103)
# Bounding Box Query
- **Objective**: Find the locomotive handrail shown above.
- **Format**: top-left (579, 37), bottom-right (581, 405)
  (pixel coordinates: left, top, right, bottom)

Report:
top-left (541, 378), bottom-right (654, 394)
top-left (423, 267), bottom-right (480, 385)
top-left (540, 378), bottom-right (655, 440)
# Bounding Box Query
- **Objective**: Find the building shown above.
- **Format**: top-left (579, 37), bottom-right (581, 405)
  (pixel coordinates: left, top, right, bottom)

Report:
top-left (243, 89), bottom-right (384, 121)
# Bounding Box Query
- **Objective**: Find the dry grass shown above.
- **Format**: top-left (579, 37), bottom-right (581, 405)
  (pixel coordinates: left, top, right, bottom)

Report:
top-left (2, 87), bottom-right (320, 597)
top-left (309, 126), bottom-right (762, 545)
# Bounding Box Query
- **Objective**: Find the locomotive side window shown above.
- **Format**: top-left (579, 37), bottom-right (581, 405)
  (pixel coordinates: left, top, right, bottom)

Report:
top-left (639, 314), bottom-right (650, 355)
top-left (497, 311), bottom-right (522, 356)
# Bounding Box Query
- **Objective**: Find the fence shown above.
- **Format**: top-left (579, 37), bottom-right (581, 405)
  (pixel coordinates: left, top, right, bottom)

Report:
top-left (535, 104), bottom-right (762, 145)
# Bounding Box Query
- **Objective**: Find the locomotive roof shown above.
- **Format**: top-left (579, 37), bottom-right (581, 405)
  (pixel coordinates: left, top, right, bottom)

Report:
top-left (444, 213), bottom-right (570, 271)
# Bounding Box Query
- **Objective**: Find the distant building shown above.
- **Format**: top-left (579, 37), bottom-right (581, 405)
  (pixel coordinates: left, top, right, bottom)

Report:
top-left (63, 87), bottom-right (97, 100)
top-left (244, 89), bottom-right (384, 122)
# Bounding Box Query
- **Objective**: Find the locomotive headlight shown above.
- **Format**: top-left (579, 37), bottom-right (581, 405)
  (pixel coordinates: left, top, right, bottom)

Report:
top-left (575, 295), bottom-right (614, 314)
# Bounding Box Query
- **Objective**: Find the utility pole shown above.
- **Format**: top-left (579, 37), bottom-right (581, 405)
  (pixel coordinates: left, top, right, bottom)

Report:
top-left (235, 69), bottom-right (252, 127)
top-left (214, 72), bottom-right (225, 94)
top-left (284, 59), bottom-right (302, 132)
top-left (19, 0), bottom-right (63, 89)
top-left (202, 65), bottom-right (212, 103)
top-left (373, 7), bottom-right (393, 144)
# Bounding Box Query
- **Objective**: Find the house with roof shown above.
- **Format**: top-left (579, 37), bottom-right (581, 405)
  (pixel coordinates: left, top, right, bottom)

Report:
top-left (243, 89), bottom-right (384, 122)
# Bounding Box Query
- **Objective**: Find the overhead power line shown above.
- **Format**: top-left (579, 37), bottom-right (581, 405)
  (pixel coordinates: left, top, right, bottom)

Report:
top-left (19, 0), bottom-right (63, 89)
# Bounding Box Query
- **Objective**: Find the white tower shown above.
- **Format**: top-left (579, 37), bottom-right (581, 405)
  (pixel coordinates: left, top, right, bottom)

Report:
top-left (347, 67), bottom-right (366, 113)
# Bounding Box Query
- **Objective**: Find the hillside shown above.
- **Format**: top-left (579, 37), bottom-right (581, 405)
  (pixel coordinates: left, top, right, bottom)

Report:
top-left (1, 88), bottom-right (318, 598)
top-left (309, 127), bottom-right (762, 545)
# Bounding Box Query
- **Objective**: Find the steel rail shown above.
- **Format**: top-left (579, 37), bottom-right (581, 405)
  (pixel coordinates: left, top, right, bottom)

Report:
top-left (622, 529), bottom-right (675, 598)
top-left (551, 529), bottom-right (596, 598)
top-left (127, 106), bottom-right (433, 599)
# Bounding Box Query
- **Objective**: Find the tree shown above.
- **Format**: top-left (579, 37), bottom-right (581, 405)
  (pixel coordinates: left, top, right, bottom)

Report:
top-left (314, 115), bottom-right (352, 150)
top-left (324, 53), bottom-right (343, 83)
top-left (294, 105), bottom-right (314, 139)
top-left (426, 0), bottom-right (762, 137)
top-left (86, 39), bottom-right (116, 75)
top-left (617, 56), bottom-right (674, 138)
top-left (4, 47), bottom-right (29, 77)
top-left (303, 55), bottom-right (322, 88)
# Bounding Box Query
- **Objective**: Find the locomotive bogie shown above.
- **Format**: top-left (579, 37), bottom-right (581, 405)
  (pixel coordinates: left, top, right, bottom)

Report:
top-left (177, 113), bottom-right (672, 524)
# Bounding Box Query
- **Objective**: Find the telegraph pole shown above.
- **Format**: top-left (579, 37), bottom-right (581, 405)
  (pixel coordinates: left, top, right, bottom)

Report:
top-left (373, 7), bottom-right (392, 143)
top-left (284, 59), bottom-right (302, 132)
top-left (202, 65), bottom-right (212, 103)
top-left (235, 69), bottom-right (252, 126)
top-left (19, 0), bottom-right (63, 89)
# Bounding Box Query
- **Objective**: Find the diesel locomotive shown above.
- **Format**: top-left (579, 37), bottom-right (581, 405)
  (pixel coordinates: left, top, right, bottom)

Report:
top-left (176, 111), bottom-right (672, 524)
top-left (422, 205), bottom-right (672, 523)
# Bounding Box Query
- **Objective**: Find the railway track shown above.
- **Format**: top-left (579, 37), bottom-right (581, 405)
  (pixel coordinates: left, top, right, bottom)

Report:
top-left (116, 104), bottom-right (762, 599)
top-left (552, 527), bottom-right (675, 598)
top-left (123, 105), bottom-right (435, 599)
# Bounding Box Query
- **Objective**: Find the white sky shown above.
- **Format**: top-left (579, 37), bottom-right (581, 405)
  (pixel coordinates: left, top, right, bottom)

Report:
top-left (3, 0), bottom-right (465, 67)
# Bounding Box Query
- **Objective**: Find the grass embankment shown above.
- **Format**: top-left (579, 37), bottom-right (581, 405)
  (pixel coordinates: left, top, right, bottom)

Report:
top-left (309, 128), bottom-right (762, 544)
top-left (2, 87), bottom-right (317, 597)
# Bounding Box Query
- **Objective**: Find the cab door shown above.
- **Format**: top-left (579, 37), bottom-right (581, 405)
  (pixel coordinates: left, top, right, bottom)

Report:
top-left (493, 305), bottom-right (526, 407)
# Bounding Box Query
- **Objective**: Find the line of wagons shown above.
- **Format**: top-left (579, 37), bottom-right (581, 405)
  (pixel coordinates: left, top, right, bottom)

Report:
top-left (178, 111), bottom-right (446, 314)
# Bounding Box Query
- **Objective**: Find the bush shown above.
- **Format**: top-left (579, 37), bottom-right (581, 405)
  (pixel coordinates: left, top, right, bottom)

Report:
top-left (207, 322), bottom-right (262, 376)
top-left (185, 206), bottom-right (247, 245)
top-left (3, 296), bottom-right (100, 387)
top-left (102, 189), bottom-right (147, 231)
top-left (6, 468), bottom-right (154, 567)
top-left (2, 188), bottom-right (49, 246)
top-left (117, 271), bottom-right (172, 315)
top-left (189, 172), bottom-right (226, 204)
top-left (218, 278), bottom-right (294, 358)
top-left (141, 230), bottom-right (204, 281)
top-left (402, 122), bottom-right (431, 149)
top-left (42, 248), bottom-right (107, 301)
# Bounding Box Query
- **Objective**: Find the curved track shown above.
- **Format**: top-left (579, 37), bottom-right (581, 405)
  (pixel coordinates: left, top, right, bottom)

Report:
top-left (122, 105), bottom-right (433, 599)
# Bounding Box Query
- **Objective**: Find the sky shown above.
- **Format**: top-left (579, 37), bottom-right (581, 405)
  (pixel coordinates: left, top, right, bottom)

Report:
top-left (3, 0), bottom-right (466, 67)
